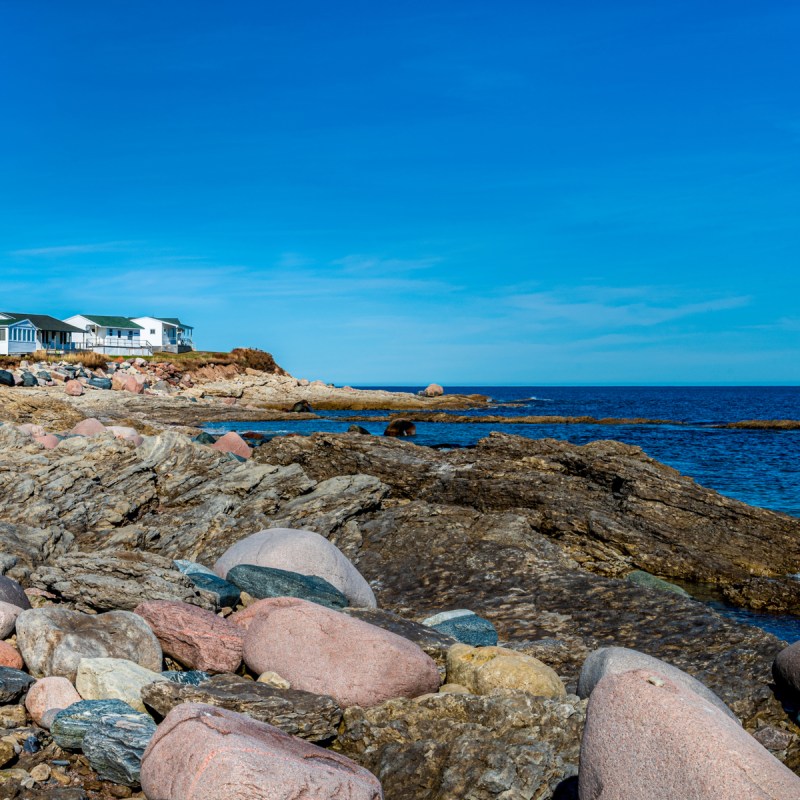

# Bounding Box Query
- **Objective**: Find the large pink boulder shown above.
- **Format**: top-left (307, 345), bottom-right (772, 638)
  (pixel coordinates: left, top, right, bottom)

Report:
top-left (241, 597), bottom-right (440, 708)
top-left (25, 676), bottom-right (81, 729)
top-left (579, 669), bottom-right (800, 799)
top-left (64, 379), bottom-right (84, 397)
top-left (124, 376), bottom-right (144, 394)
top-left (71, 418), bottom-right (106, 436)
top-left (112, 372), bottom-right (128, 390)
top-left (134, 601), bottom-right (243, 673)
top-left (0, 602), bottom-right (23, 638)
top-left (213, 528), bottom-right (376, 608)
top-left (422, 383), bottom-right (444, 397)
top-left (34, 434), bottom-right (60, 450)
top-left (0, 641), bottom-right (22, 669)
top-left (140, 703), bottom-right (382, 800)
top-left (210, 431), bottom-right (252, 460)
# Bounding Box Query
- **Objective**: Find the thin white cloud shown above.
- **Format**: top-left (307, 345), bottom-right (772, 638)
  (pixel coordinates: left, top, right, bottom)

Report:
top-left (10, 241), bottom-right (135, 257)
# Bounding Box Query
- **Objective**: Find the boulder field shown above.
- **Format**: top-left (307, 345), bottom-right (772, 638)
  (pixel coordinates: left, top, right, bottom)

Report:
top-left (0, 421), bottom-right (797, 797)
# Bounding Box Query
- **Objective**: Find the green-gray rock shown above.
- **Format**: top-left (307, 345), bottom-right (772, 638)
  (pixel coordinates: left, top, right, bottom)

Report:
top-left (226, 564), bottom-right (348, 609)
top-left (627, 570), bottom-right (690, 597)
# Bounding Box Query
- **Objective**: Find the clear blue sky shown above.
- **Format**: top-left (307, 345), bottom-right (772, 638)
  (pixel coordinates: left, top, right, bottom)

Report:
top-left (2, 1), bottom-right (798, 385)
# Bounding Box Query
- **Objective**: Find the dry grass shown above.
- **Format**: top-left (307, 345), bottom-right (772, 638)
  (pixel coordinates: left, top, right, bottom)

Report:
top-left (144, 347), bottom-right (285, 374)
top-left (29, 350), bottom-right (110, 369)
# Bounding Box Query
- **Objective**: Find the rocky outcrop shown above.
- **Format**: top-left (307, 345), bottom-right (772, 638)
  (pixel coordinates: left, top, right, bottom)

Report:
top-left (336, 691), bottom-right (585, 800)
top-left (30, 552), bottom-right (217, 611)
top-left (140, 673), bottom-right (342, 742)
top-left (256, 432), bottom-right (800, 611)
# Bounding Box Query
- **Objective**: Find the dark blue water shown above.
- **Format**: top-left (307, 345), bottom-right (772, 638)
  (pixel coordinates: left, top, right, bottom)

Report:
top-left (206, 385), bottom-right (800, 641)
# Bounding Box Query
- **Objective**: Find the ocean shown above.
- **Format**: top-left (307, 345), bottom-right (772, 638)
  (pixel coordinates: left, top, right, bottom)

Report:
top-left (206, 385), bottom-right (800, 640)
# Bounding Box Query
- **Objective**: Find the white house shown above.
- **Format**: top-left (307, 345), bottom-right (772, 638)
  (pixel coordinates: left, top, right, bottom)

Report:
top-left (0, 313), bottom-right (83, 355)
top-left (64, 314), bottom-right (150, 356)
top-left (131, 317), bottom-right (194, 353)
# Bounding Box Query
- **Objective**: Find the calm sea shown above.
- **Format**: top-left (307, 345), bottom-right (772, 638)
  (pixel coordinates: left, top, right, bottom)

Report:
top-left (207, 385), bottom-right (800, 639)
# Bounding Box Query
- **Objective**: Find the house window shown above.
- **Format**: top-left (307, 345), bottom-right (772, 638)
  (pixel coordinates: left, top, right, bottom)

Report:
top-left (0, 329), bottom-right (5, 341)
top-left (150, 329), bottom-right (155, 334)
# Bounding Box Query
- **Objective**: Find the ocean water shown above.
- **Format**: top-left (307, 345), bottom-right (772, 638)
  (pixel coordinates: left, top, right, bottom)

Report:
top-left (206, 385), bottom-right (800, 641)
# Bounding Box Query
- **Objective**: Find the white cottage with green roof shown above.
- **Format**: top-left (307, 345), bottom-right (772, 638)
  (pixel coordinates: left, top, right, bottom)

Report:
top-left (63, 314), bottom-right (149, 355)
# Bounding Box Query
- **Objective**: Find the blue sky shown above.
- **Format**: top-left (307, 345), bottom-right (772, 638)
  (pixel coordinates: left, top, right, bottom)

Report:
top-left (2, 1), bottom-right (798, 384)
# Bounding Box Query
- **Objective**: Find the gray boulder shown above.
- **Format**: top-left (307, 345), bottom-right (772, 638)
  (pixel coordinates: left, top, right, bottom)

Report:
top-left (0, 667), bottom-right (35, 702)
top-left (82, 712), bottom-right (157, 786)
top-left (0, 575), bottom-right (30, 609)
top-left (774, 641), bottom-right (800, 694)
top-left (226, 564), bottom-right (348, 610)
top-left (577, 646), bottom-right (737, 720)
top-left (16, 607), bottom-right (163, 681)
top-left (51, 699), bottom-right (146, 749)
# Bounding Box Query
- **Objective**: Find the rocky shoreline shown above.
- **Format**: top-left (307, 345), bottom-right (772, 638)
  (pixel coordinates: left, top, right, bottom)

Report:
top-left (1, 356), bottom-right (800, 798)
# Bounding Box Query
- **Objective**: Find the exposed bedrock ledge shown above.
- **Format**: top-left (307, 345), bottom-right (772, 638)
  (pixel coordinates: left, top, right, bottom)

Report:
top-left (255, 432), bottom-right (800, 612)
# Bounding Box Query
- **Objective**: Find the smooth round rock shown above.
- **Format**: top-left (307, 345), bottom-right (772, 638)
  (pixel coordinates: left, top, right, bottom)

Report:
top-left (422, 610), bottom-right (498, 647)
top-left (140, 703), bottom-right (383, 800)
top-left (0, 576), bottom-right (31, 610)
top-left (446, 644), bottom-right (565, 698)
top-left (134, 601), bottom-right (243, 673)
top-left (0, 641), bottom-right (23, 670)
top-left (65, 379), bottom-right (84, 396)
top-left (25, 677), bottom-right (82, 728)
top-left (579, 669), bottom-right (800, 800)
top-left (241, 597), bottom-right (440, 708)
top-left (70, 418), bottom-right (106, 437)
top-left (76, 657), bottom-right (167, 712)
top-left (227, 564), bottom-right (347, 609)
top-left (16, 607), bottom-right (163, 682)
top-left (34, 433), bottom-right (60, 449)
top-left (774, 640), bottom-right (800, 694)
top-left (213, 528), bottom-right (376, 609)
top-left (578, 646), bottom-right (737, 720)
top-left (210, 431), bottom-right (252, 460)
top-left (0, 602), bottom-right (23, 638)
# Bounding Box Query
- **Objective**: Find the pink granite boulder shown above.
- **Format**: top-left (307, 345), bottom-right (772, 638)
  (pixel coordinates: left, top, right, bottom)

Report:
top-left (0, 602), bottom-right (23, 638)
top-left (422, 383), bottom-right (444, 397)
top-left (34, 434), bottom-right (60, 449)
top-left (134, 601), bottom-right (243, 673)
top-left (112, 372), bottom-right (128, 390)
top-left (25, 676), bottom-right (81, 729)
top-left (241, 597), bottom-right (439, 708)
top-left (210, 431), bottom-right (252, 460)
top-left (64, 379), bottom-right (84, 397)
top-left (579, 669), bottom-right (800, 799)
top-left (70, 418), bottom-right (106, 437)
top-left (0, 641), bottom-right (23, 669)
top-left (140, 703), bottom-right (382, 800)
top-left (124, 376), bottom-right (144, 394)
top-left (213, 528), bottom-right (376, 608)
top-left (107, 425), bottom-right (144, 447)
